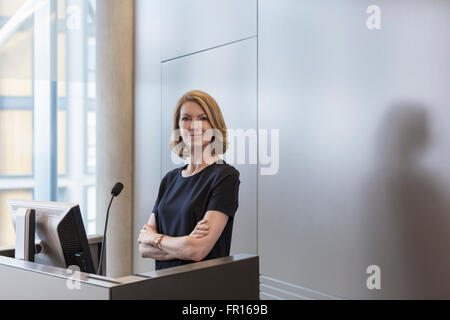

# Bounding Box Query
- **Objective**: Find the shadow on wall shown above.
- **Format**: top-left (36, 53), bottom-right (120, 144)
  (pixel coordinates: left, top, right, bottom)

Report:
top-left (364, 103), bottom-right (450, 299)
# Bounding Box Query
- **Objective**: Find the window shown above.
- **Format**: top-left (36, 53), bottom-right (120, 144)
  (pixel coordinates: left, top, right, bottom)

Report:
top-left (0, 189), bottom-right (33, 245)
top-left (0, 0), bottom-right (97, 246)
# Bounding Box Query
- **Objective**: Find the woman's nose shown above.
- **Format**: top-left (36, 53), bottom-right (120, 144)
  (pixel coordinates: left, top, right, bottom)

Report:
top-left (190, 120), bottom-right (202, 131)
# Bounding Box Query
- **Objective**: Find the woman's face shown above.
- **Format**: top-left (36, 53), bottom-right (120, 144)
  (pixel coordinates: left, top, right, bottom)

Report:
top-left (179, 101), bottom-right (213, 152)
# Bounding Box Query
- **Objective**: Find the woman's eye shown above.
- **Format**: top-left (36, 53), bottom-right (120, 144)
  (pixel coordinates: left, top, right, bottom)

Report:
top-left (182, 117), bottom-right (207, 121)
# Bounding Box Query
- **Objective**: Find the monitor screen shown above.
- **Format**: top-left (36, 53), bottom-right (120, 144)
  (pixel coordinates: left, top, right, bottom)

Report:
top-left (8, 200), bottom-right (96, 274)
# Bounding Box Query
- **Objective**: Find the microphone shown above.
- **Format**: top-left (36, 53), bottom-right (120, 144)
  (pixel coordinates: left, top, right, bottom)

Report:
top-left (111, 182), bottom-right (124, 197)
top-left (98, 182), bottom-right (124, 275)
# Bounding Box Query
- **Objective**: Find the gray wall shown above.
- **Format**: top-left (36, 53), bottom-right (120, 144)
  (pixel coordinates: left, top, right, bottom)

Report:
top-left (135, 0), bottom-right (450, 299)
top-left (134, 0), bottom-right (258, 274)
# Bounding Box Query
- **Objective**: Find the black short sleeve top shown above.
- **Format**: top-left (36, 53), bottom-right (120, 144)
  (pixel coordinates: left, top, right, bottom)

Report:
top-left (152, 160), bottom-right (241, 270)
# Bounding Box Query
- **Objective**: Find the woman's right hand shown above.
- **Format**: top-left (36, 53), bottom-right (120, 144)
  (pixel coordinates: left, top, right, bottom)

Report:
top-left (189, 219), bottom-right (210, 238)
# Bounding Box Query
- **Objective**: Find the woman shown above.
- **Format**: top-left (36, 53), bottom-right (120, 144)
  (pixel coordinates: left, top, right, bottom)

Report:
top-left (138, 90), bottom-right (241, 270)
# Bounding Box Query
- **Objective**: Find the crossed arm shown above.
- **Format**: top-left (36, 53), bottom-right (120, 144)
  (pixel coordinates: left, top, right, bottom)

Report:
top-left (138, 210), bottom-right (229, 262)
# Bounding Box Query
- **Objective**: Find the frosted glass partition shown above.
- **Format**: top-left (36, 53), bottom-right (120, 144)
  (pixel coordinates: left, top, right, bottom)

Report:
top-left (161, 0), bottom-right (257, 61)
top-left (259, 0), bottom-right (450, 299)
top-left (161, 38), bottom-right (258, 256)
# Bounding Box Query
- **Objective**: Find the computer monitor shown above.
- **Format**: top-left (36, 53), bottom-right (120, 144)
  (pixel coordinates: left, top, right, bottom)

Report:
top-left (8, 199), bottom-right (96, 274)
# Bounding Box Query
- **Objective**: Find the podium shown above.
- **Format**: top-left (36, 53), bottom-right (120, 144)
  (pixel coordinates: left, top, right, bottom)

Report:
top-left (0, 236), bottom-right (259, 300)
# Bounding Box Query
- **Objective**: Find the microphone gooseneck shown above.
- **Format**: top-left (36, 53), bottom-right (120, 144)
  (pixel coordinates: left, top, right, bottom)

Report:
top-left (97, 182), bottom-right (123, 275)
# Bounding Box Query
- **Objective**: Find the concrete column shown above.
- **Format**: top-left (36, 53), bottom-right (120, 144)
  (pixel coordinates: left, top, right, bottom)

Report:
top-left (96, 0), bottom-right (134, 278)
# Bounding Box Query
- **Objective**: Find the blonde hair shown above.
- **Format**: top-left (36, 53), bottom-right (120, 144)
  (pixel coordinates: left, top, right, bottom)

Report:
top-left (169, 90), bottom-right (228, 159)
